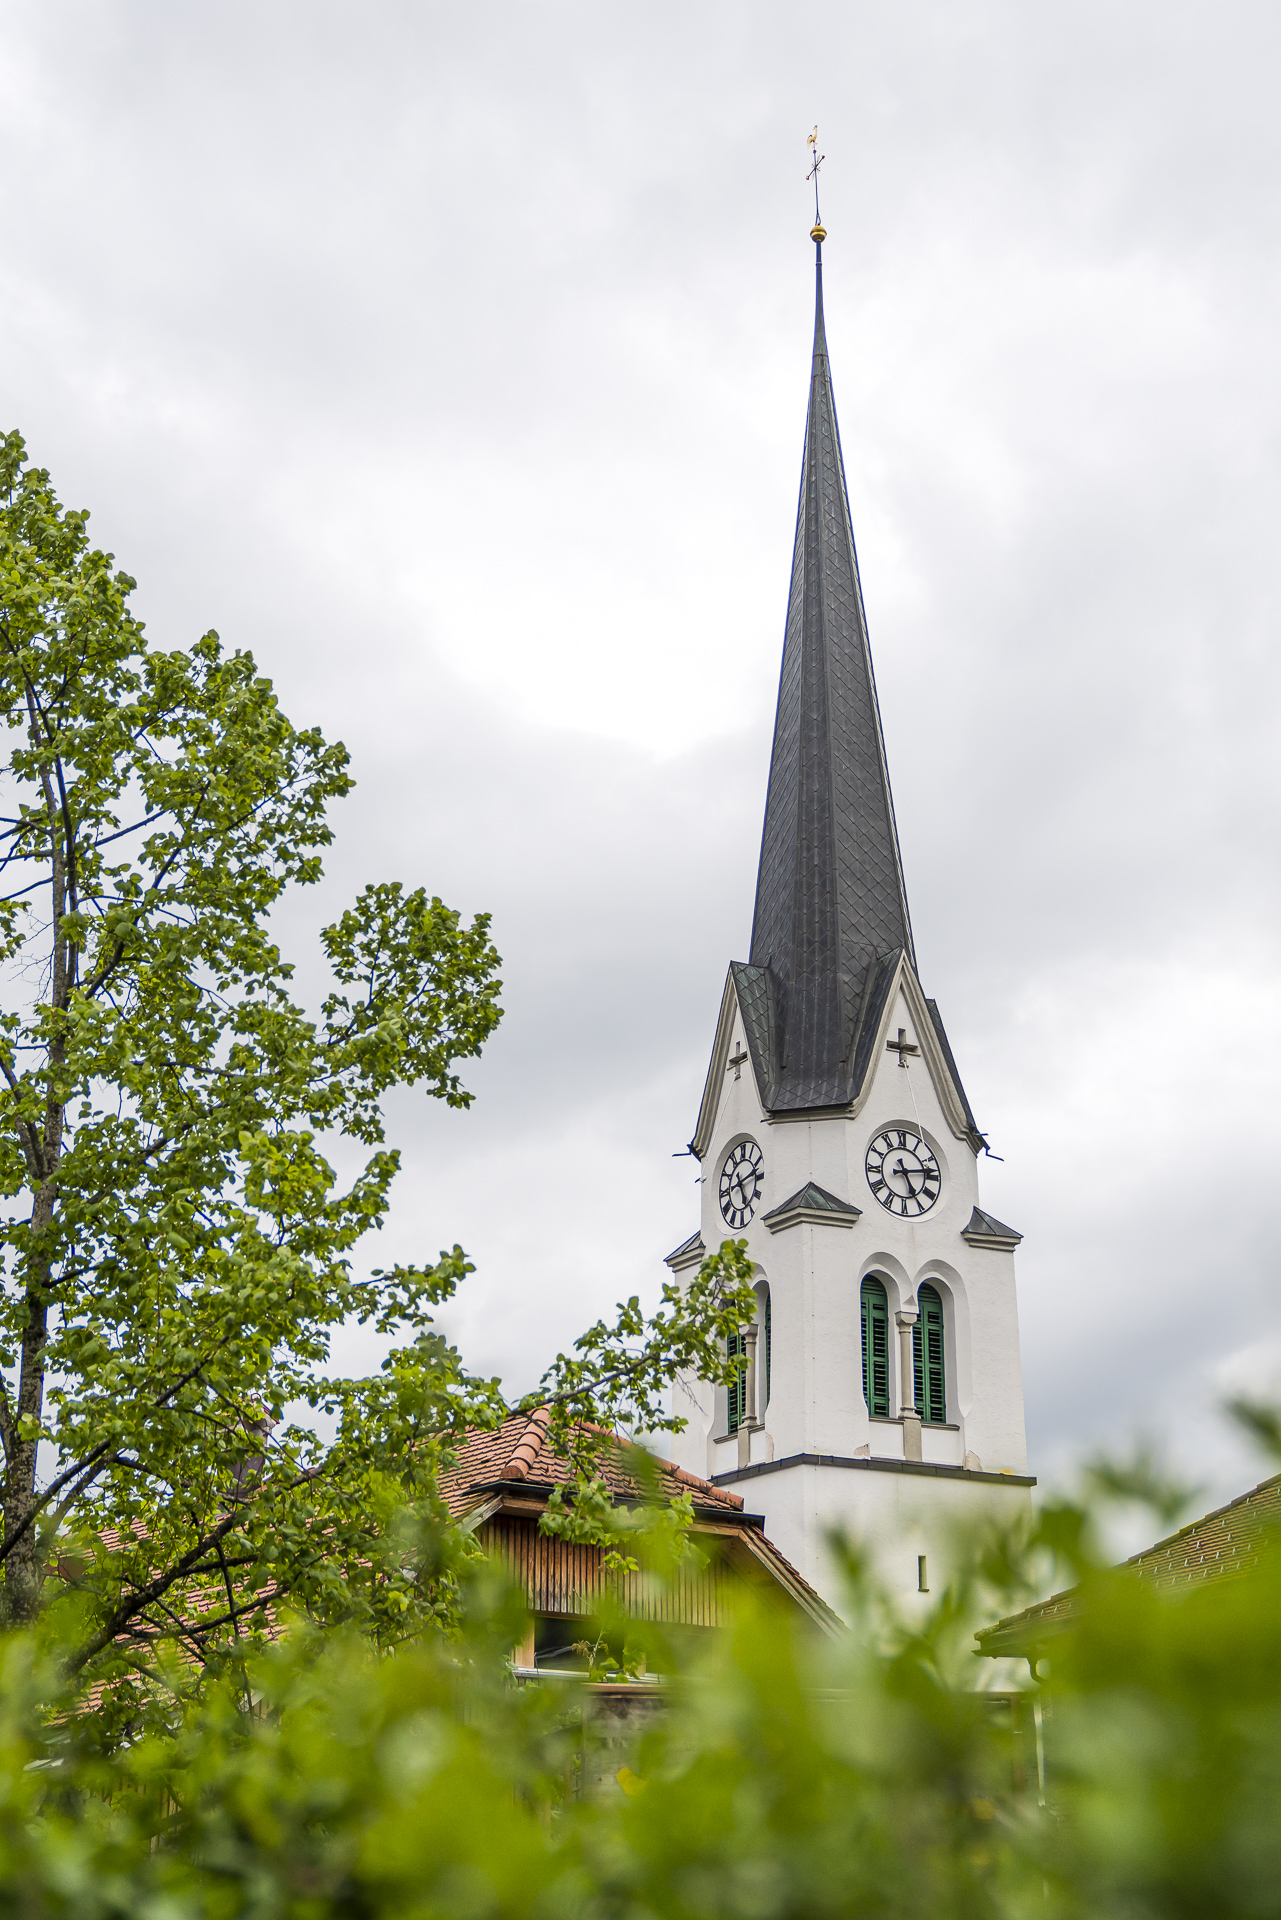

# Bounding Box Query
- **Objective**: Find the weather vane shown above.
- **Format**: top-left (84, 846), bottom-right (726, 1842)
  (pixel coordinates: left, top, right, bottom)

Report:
top-left (806, 126), bottom-right (826, 240)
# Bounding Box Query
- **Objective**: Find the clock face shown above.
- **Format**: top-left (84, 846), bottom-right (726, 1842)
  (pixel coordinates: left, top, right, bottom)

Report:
top-left (865, 1127), bottom-right (941, 1218)
top-left (719, 1138), bottom-right (764, 1228)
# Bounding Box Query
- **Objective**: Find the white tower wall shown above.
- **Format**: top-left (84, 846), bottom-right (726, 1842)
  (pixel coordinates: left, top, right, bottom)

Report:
top-left (667, 969), bottom-right (1032, 1613)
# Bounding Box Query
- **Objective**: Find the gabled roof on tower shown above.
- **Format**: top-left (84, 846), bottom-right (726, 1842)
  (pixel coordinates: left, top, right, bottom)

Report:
top-left (690, 945), bottom-right (979, 1159)
top-left (748, 235), bottom-right (916, 1112)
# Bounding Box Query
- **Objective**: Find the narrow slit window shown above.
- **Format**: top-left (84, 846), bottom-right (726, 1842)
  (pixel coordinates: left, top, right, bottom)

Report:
top-left (860, 1277), bottom-right (889, 1417)
top-left (912, 1284), bottom-right (947, 1424)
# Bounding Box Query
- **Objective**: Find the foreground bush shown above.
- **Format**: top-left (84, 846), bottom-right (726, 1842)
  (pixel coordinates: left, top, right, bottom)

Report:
top-left (0, 1493), bottom-right (1277, 1919)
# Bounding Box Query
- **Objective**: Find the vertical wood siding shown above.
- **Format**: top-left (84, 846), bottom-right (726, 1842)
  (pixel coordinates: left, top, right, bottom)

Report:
top-left (480, 1517), bottom-right (730, 1625)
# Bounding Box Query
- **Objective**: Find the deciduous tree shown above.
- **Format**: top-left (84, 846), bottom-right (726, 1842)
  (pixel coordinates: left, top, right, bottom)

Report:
top-left (0, 434), bottom-right (754, 1705)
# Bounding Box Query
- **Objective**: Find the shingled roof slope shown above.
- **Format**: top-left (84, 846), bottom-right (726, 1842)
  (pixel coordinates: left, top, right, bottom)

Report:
top-left (438, 1409), bottom-right (746, 1517)
top-left (747, 237), bottom-right (915, 1112)
top-left (976, 1471), bottom-right (1281, 1657)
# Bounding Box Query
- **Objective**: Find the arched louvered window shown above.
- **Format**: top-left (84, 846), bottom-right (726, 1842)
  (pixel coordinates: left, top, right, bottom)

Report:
top-left (727, 1330), bottom-right (746, 1434)
top-left (860, 1276), bottom-right (890, 1418)
top-left (729, 1288), bottom-right (771, 1433)
top-left (913, 1284), bottom-right (947, 1424)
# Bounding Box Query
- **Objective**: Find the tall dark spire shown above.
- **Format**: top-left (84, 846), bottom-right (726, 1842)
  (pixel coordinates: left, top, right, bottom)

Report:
top-left (747, 233), bottom-right (915, 1112)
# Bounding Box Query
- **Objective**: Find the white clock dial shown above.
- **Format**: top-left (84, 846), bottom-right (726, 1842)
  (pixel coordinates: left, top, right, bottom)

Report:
top-left (865, 1127), bottom-right (941, 1218)
top-left (719, 1139), bottom-right (764, 1228)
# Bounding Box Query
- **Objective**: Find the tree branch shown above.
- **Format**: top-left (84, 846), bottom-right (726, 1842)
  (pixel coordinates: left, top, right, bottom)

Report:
top-left (0, 1334), bottom-right (237, 1567)
top-left (63, 1504), bottom-right (248, 1676)
top-left (0, 1048), bottom-right (45, 1183)
top-left (89, 810), bottom-right (167, 852)
top-left (81, 782), bottom-right (209, 999)
top-left (63, 1462), bottom-right (321, 1677)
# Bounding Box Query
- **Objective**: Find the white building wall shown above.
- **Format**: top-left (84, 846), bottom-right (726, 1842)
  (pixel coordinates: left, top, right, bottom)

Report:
top-left (739, 1461), bottom-right (1034, 1613)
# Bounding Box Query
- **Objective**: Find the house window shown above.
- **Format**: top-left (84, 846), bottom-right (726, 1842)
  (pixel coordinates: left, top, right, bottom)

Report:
top-left (534, 1616), bottom-right (585, 1668)
top-left (913, 1284), bottom-right (947, 1424)
top-left (860, 1276), bottom-right (890, 1417)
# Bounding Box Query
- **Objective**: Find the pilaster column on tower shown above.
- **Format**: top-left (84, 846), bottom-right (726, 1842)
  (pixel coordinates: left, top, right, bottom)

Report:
top-left (738, 1323), bottom-right (763, 1468)
top-left (896, 1312), bottom-right (922, 1462)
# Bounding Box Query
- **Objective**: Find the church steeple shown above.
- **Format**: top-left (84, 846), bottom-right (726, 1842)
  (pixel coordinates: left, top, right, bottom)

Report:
top-left (669, 203), bottom-right (1030, 1605)
top-left (747, 230), bottom-right (916, 1112)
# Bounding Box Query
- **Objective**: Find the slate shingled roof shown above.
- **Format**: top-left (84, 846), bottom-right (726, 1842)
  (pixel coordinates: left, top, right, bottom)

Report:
top-left (976, 1472), bottom-right (1281, 1657)
top-left (748, 241), bottom-right (915, 1112)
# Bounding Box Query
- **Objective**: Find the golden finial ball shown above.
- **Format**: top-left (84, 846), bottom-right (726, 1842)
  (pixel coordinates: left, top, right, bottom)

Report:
top-left (811, 223), bottom-right (827, 242)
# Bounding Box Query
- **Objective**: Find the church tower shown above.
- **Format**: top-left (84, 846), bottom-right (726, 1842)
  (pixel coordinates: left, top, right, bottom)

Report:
top-left (665, 223), bottom-right (1034, 1608)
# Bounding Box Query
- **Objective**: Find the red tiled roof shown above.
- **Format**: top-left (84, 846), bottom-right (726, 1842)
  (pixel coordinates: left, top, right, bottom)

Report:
top-left (64, 1412), bottom-right (828, 1706)
top-left (444, 1412), bottom-right (843, 1636)
top-left (438, 1409), bottom-right (746, 1517)
top-left (977, 1471), bottom-right (1281, 1656)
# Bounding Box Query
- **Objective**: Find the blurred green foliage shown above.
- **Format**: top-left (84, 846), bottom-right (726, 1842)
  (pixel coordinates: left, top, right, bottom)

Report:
top-left (0, 1473), bottom-right (1275, 1918)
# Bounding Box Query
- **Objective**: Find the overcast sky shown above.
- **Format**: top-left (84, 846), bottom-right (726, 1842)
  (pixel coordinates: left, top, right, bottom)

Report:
top-left (3, 1), bottom-right (1280, 1513)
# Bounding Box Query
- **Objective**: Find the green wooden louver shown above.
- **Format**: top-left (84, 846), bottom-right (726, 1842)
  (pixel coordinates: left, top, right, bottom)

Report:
top-left (860, 1277), bottom-right (889, 1417)
top-left (763, 1289), bottom-right (771, 1411)
top-left (727, 1330), bottom-right (746, 1434)
top-left (913, 1284), bottom-right (946, 1424)
top-left (729, 1297), bottom-right (771, 1433)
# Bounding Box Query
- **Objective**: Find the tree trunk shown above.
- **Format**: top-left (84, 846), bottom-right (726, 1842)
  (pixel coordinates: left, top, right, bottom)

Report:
top-left (2, 1243), bottom-right (50, 1624)
top-left (1, 722), bottom-right (70, 1625)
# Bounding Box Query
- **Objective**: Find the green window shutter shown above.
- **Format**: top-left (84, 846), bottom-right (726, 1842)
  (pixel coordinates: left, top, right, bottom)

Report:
top-left (763, 1289), bottom-right (771, 1412)
top-left (924, 1286), bottom-right (946, 1422)
top-left (727, 1330), bottom-right (746, 1433)
top-left (913, 1285), bottom-right (947, 1423)
top-left (860, 1277), bottom-right (889, 1417)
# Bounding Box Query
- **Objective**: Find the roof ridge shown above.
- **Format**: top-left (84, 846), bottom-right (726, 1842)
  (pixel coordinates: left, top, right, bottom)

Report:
top-left (770, 1179), bottom-right (856, 1209)
top-left (660, 1457), bottom-right (745, 1510)
top-left (977, 1472), bottom-right (1281, 1650)
top-left (505, 1407), bottom-right (552, 1482)
top-left (1123, 1469), bottom-right (1281, 1563)
top-left (482, 1412), bottom-right (746, 1514)
top-left (577, 1420), bottom-right (745, 1511)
